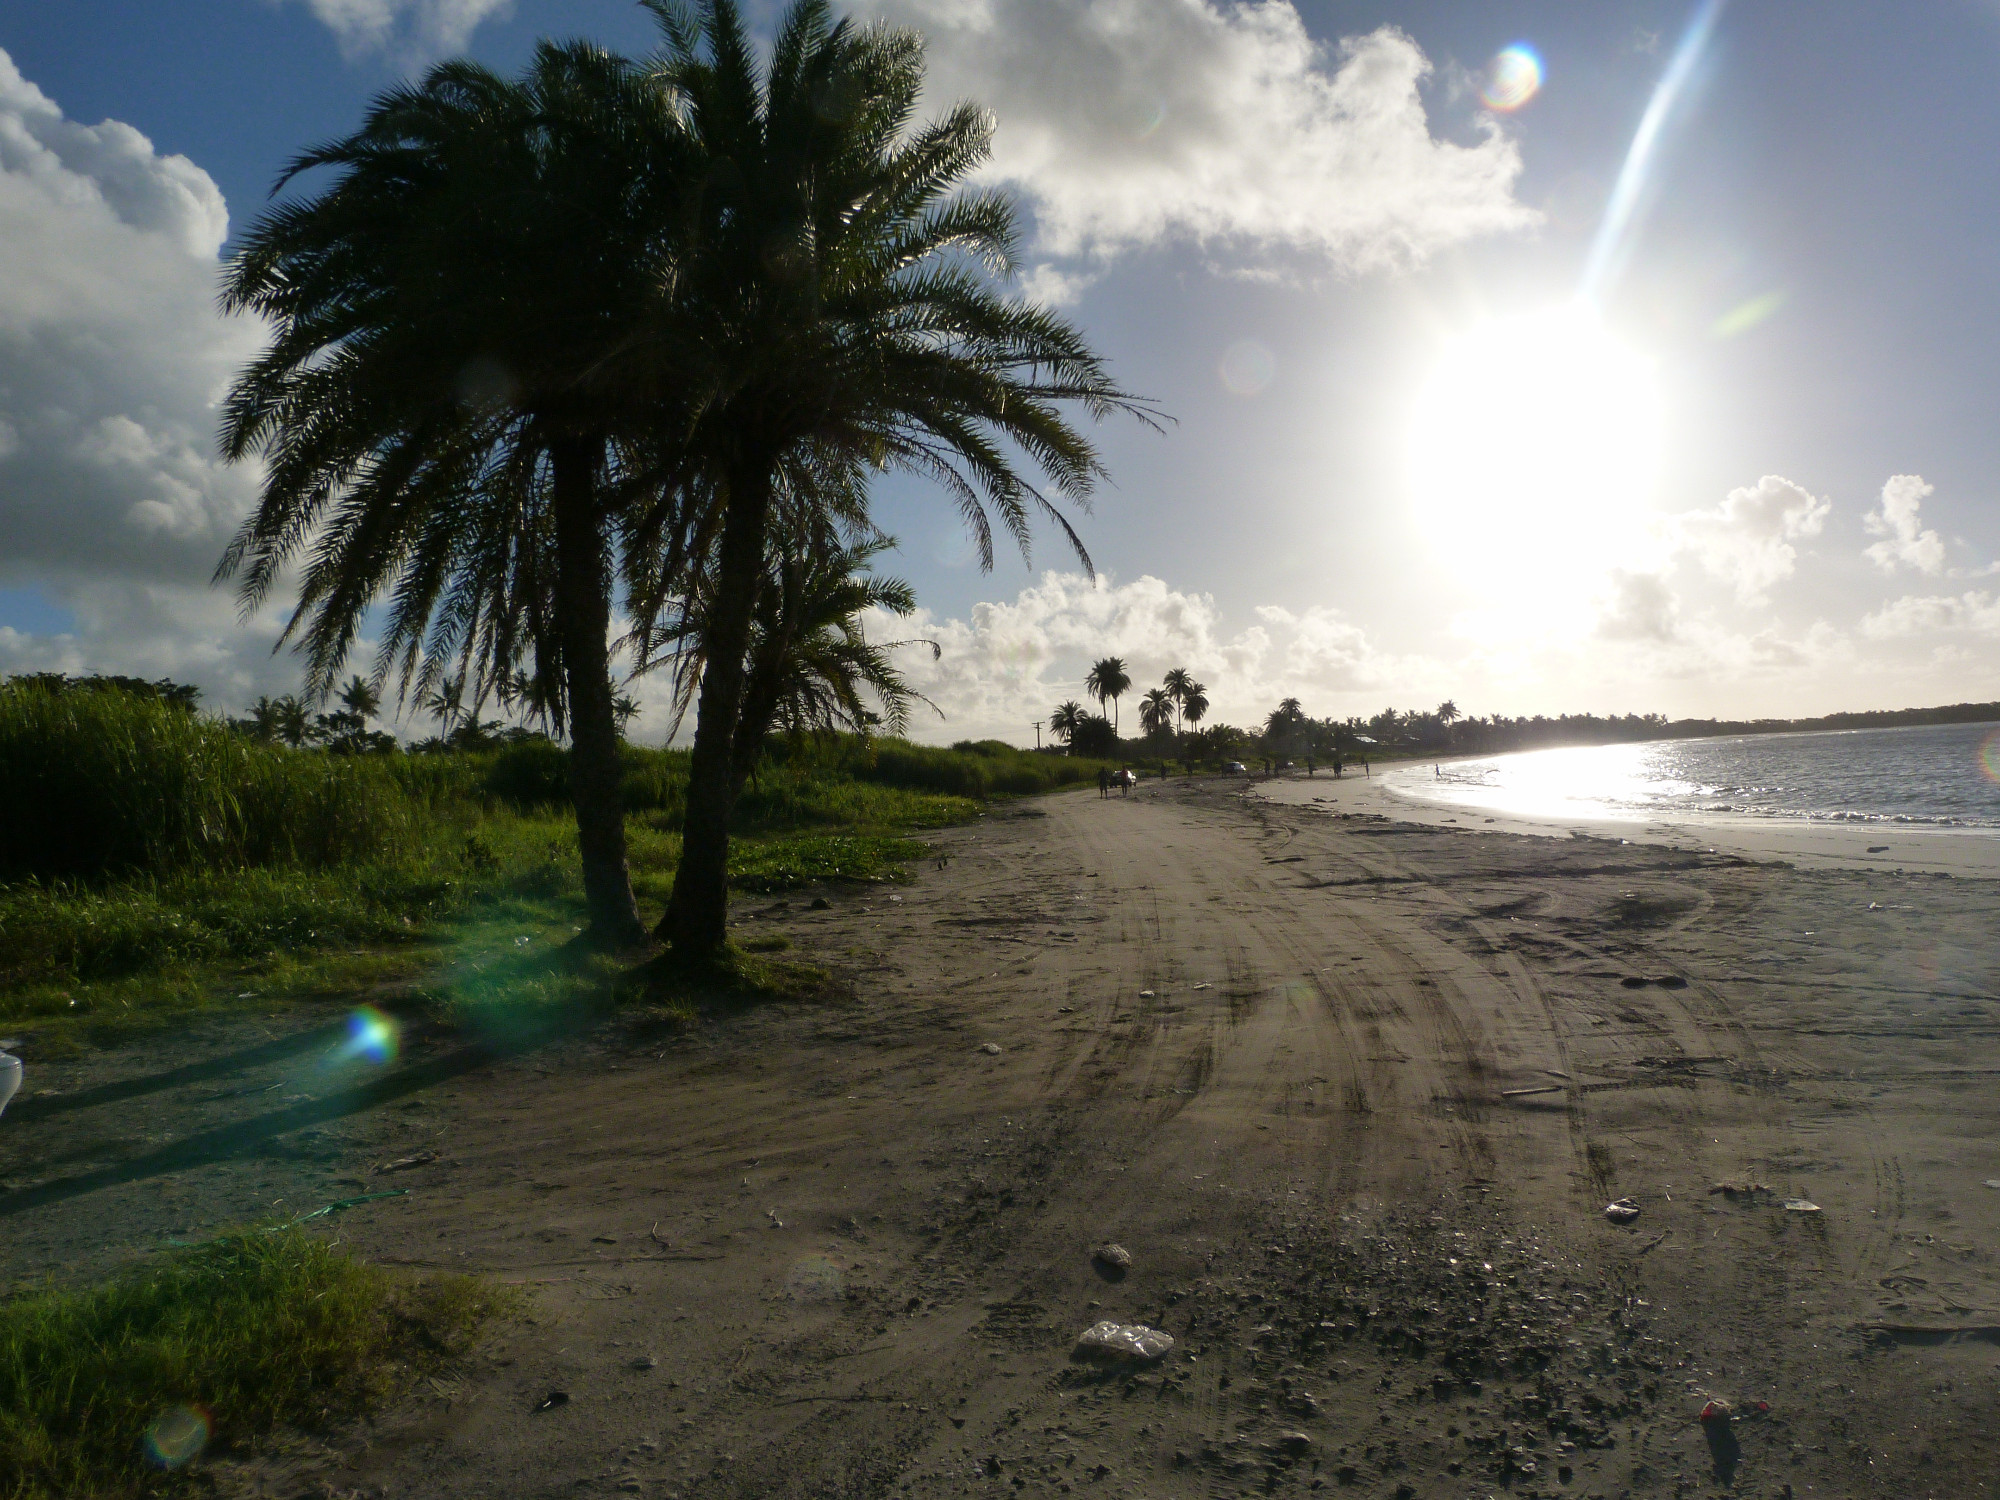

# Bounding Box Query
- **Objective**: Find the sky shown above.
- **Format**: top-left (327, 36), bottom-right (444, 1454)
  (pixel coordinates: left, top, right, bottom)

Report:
top-left (2, 0), bottom-right (1999, 743)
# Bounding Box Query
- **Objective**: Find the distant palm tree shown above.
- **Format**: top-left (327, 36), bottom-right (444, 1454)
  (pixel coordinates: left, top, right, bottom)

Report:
top-left (1085, 656), bottom-right (1131, 736)
top-left (1162, 666), bottom-right (1194, 735)
top-left (1138, 687), bottom-right (1174, 739)
top-left (1050, 700), bottom-right (1086, 748)
top-left (1437, 699), bottom-right (1461, 726)
top-left (612, 695), bottom-right (641, 735)
top-left (273, 694), bottom-right (313, 749)
top-left (422, 680), bottom-right (464, 738)
top-left (246, 696), bottom-right (284, 743)
top-left (337, 675), bottom-right (382, 724)
top-left (1182, 684), bottom-right (1209, 730)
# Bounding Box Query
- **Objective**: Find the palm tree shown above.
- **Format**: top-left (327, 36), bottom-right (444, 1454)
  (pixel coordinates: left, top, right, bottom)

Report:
top-left (648, 526), bottom-right (938, 776)
top-left (650, 0), bottom-right (1152, 957)
top-left (246, 696), bottom-right (285, 743)
top-left (421, 680), bottom-right (465, 739)
top-left (1085, 656), bottom-right (1130, 737)
top-left (337, 675), bottom-right (382, 723)
top-left (612, 695), bottom-right (642, 735)
top-left (1161, 667), bottom-right (1194, 736)
top-left (215, 37), bottom-right (694, 947)
top-left (1049, 700), bottom-right (1086, 749)
top-left (273, 694), bottom-right (313, 749)
top-left (1180, 682), bottom-right (1208, 772)
top-left (1137, 687), bottom-right (1174, 739)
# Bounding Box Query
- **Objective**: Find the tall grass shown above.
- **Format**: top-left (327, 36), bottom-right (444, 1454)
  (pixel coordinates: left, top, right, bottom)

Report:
top-left (0, 685), bottom-right (417, 879)
top-left (0, 1227), bottom-right (499, 1500)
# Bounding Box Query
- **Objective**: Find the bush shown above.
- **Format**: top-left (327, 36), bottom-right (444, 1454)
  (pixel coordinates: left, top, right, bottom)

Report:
top-left (0, 684), bottom-right (415, 880)
top-left (0, 1227), bottom-right (498, 1500)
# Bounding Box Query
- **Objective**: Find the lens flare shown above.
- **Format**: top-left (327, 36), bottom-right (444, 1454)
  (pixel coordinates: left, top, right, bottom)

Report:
top-left (1980, 729), bottom-right (2000, 784)
top-left (1482, 45), bottom-right (1543, 111)
top-left (143, 1406), bottom-right (210, 1469)
top-left (342, 1004), bottom-right (400, 1065)
top-left (1218, 339), bottom-right (1276, 396)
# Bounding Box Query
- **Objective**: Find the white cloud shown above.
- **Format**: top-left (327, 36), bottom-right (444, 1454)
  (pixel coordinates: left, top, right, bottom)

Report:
top-left (1863, 473), bottom-right (1945, 574)
top-left (865, 1), bottom-right (1537, 272)
top-left (1675, 474), bottom-right (1829, 603)
top-left (1595, 569), bottom-right (1678, 642)
top-left (1861, 590), bottom-right (2000, 639)
top-left (869, 571), bottom-right (1425, 740)
top-left (0, 50), bottom-right (297, 702)
top-left (280, 0), bottom-right (514, 57)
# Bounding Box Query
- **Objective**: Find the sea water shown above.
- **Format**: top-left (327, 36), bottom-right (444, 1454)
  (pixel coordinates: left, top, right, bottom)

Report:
top-left (1387, 720), bottom-right (2000, 830)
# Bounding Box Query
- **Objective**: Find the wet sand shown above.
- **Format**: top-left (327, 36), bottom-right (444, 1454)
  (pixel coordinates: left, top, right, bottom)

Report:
top-left (1257, 761), bottom-right (2000, 878)
top-left (5, 777), bottom-right (1999, 1498)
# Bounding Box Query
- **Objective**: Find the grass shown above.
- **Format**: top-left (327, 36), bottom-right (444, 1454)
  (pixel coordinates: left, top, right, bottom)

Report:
top-left (0, 1226), bottom-right (505, 1500)
top-left (0, 686), bottom-right (1106, 1052)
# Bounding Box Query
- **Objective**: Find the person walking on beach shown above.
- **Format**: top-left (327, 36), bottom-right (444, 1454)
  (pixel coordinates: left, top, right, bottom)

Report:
top-left (1097, 765), bottom-right (1110, 799)
top-left (1306, 755), bottom-right (1316, 778)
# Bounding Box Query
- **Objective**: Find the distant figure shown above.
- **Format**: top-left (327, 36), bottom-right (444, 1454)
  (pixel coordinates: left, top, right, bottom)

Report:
top-left (1435, 764), bottom-right (1441, 778)
top-left (1306, 755), bottom-right (1316, 778)
top-left (1332, 757), bottom-right (1343, 778)
top-left (1097, 765), bottom-right (1111, 799)
top-left (1117, 767), bottom-right (1135, 796)
top-left (1261, 755), bottom-right (1272, 776)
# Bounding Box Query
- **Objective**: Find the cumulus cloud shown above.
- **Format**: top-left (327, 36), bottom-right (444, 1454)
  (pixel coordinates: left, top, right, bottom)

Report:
top-left (1863, 473), bottom-right (1945, 574)
top-left (1595, 569), bottom-right (1678, 641)
top-left (280, 0), bottom-right (514, 57)
top-left (862, 0), bottom-right (1537, 278)
top-left (866, 571), bottom-right (1421, 740)
top-left (1675, 474), bottom-right (1829, 603)
top-left (1861, 590), bottom-right (2000, 639)
top-left (0, 51), bottom-right (302, 701)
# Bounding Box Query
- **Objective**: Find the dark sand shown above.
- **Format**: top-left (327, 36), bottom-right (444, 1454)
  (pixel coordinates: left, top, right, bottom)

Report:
top-left (5, 777), bottom-right (1999, 1499)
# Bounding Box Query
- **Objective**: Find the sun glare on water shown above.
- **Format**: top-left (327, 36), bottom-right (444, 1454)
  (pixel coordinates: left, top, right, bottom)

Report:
top-left (1406, 306), bottom-right (1664, 594)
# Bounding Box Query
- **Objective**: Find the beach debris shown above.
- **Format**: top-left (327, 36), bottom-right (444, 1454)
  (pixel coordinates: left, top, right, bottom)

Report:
top-left (374, 1150), bottom-right (437, 1174)
top-left (1604, 1197), bottom-right (1642, 1224)
top-left (1138, 989), bottom-right (1156, 998)
top-left (630, 1354), bottom-right (658, 1371)
top-left (810, 896), bottom-right (831, 910)
top-left (1985, 1179), bottom-right (2000, 1190)
top-left (1637, 1230), bottom-right (1673, 1255)
top-left (1275, 1432), bottom-right (1313, 1454)
top-left (1502, 1085), bottom-right (1564, 1099)
top-left (1783, 1198), bottom-right (1822, 1214)
top-left (0, 1051), bottom-right (19, 1119)
top-left (978, 1042), bottom-right (1003, 1055)
top-left (1192, 982), bottom-right (1211, 990)
top-left (1075, 1321), bottom-right (1174, 1361)
top-left (1867, 845), bottom-right (1890, 853)
top-left (1093, 1243), bottom-right (1134, 1270)
top-left (534, 1391), bottom-right (570, 1412)
top-left (1698, 1397), bottom-right (1769, 1425)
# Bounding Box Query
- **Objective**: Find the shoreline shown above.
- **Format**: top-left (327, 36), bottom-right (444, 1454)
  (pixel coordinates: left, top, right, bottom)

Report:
top-left (1249, 761), bottom-right (2000, 877)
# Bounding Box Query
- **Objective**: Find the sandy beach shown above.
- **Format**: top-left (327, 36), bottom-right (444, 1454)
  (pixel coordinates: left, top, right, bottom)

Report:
top-left (5, 776), bottom-right (1999, 1498)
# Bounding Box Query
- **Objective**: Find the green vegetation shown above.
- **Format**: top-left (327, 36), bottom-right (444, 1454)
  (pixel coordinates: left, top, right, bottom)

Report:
top-left (0, 1226), bottom-right (501, 1500)
top-left (0, 683), bottom-right (1110, 1051)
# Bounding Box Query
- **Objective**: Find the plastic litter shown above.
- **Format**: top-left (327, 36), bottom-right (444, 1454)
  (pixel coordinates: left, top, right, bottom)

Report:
top-left (1139, 990), bottom-right (1156, 998)
top-left (534, 1390), bottom-right (570, 1412)
top-left (1604, 1197), bottom-right (1641, 1224)
top-left (0, 1052), bottom-right (19, 1119)
top-left (1093, 1243), bottom-right (1133, 1270)
top-left (1783, 1198), bottom-right (1821, 1214)
top-left (979, 1043), bottom-right (1003, 1055)
top-left (1699, 1397), bottom-right (1769, 1424)
top-left (1076, 1321), bottom-right (1174, 1361)
top-left (1986, 1179), bottom-right (2000, 1190)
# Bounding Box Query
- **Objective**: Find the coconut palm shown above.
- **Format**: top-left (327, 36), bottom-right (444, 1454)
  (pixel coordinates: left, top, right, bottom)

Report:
top-left (649, 527), bottom-right (938, 779)
top-left (1182, 684), bottom-right (1208, 731)
top-left (1161, 666), bottom-right (1195, 735)
top-left (1085, 656), bottom-right (1130, 736)
top-left (649, 0), bottom-right (1153, 956)
top-left (1437, 699), bottom-right (1461, 727)
top-left (1049, 700), bottom-right (1086, 748)
top-left (1137, 686), bottom-right (1174, 739)
top-left (215, 37), bottom-right (697, 947)
top-left (273, 694), bottom-right (314, 749)
top-left (337, 675), bottom-right (382, 723)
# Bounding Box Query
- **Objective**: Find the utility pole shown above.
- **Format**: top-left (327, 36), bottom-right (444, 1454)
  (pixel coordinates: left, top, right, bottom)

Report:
top-left (1033, 721), bottom-right (1041, 750)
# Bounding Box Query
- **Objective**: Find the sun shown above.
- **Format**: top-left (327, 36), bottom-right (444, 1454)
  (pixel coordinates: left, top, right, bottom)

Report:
top-left (1405, 305), bottom-right (1664, 589)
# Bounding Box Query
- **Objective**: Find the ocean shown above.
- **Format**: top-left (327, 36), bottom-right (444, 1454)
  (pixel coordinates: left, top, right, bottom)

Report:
top-left (1384, 720), bottom-right (2000, 831)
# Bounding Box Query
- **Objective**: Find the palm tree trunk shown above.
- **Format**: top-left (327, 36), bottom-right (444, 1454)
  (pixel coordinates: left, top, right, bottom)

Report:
top-left (551, 437), bottom-right (644, 948)
top-left (661, 454), bottom-right (772, 956)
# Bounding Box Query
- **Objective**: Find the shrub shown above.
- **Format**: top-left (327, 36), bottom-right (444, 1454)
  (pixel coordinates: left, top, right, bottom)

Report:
top-left (0, 684), bottom-right (414, 879)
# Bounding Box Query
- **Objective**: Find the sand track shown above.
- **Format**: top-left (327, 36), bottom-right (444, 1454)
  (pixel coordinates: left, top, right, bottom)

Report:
top-left (6, 780), bottom-right (1999, 1498)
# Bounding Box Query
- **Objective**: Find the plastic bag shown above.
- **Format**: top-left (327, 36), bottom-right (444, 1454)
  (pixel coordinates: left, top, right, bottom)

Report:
top-left (1076, 1321), bottom-right (1174, 1360)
